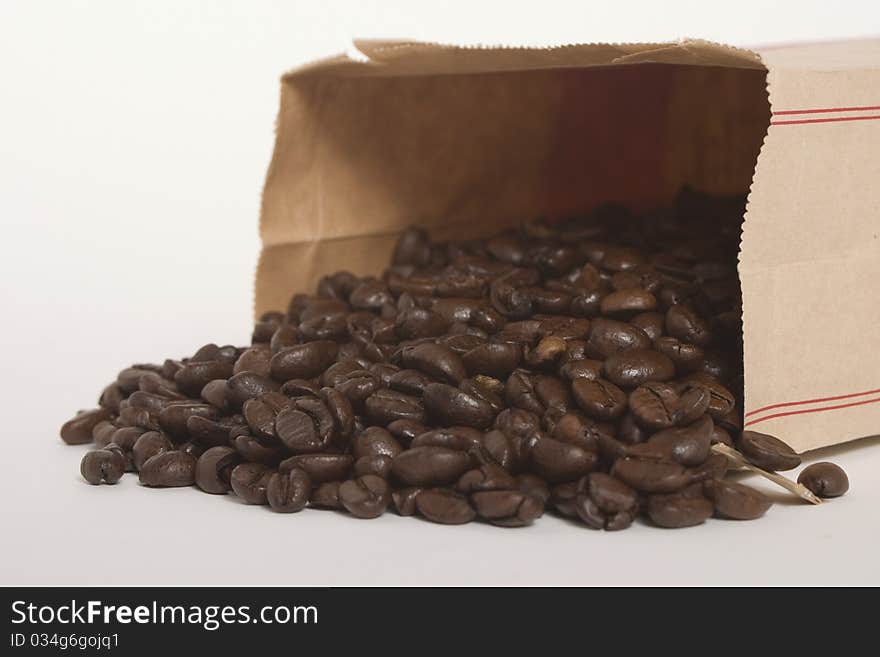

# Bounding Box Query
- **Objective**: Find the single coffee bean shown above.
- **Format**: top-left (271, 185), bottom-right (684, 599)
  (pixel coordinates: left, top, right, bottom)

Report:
top-left (229, 463), bottom-right (273, 504)
top-left (400, 342), bottom-right (467, 384)
top-left (232, 433), bottom-right (285, 465)
top-left (81, 446), bottom-right (126, 485)
top-left (175, 360), bottom-right (234, 397)
top-left (195, 446), bottom-right (241, 494)
top-left (386, 419), bottom-right (429, 446)
top-left (352, 426), bottom-right (403, 460)
top-left (611, 458), bottom-right (694, 493)
top-left (603, 349), bottom-right (675, 388)
top-left (456, 463), bottom-right (517, 493)
top-left (61, 408), bottom-right (112, 445)
top-left (628, 381), bottom-right (710, 430)
top-left (586, 318), bottom-right (651, 359)
top-left (571, 378), bottom-right (627, 421)
top-left (515, 474), bottom-right (550, 503)
top-left (704, 479), bottom-right (772, 520)
top-left (270, 341), bottom-right (339, 381)
top-left (392, 487), bottom-right (423, 516)
top-left (423, 383), bottom-right (495, 429)
top-left (797, 462), bottom-right (849, 498)
top-left (132, 431), bottom-right (174, 471)
top-left (529, 437), bottom-right (598, 483)
top-left (629, 415), bottom-right (713, 467)
top-left (415, 488), bottom-right (476, 524)
top-left (471, 490), bottom-right (544, 527)
top-left (139, 451), bottom-right (197, 487)
top-left (339, 475), bottom-right (391, 518)
top-left (233, 345), bottom-right (272, 377)
top-left (739, 430), bottom-right (801, 471)
top-left (354, 455), bottom-right (393, 478)
top-left (646, 493), bottom-right (714, 528)
top-left (275, 398), bottom-right (335, 453)
top-left (92, 420), bottom-right (118, 449)
top-left (278, 454), bottom-right (353, 483)
top-left (391, 446), bottom-right (473, 487)
top-left (574, 473), bottom-right (639, 531)
top-left (665, 304), bottom-right (713, 347)
top-left (310, 481), bottom-right (343, 509)
top-left (365, 389), bottom-right (426, 426)
top-left (267, 468), bottom-right (311, 513)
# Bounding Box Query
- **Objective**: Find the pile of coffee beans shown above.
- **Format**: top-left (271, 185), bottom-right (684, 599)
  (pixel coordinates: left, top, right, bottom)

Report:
top-left (61, 189), bottom-right (848, 529)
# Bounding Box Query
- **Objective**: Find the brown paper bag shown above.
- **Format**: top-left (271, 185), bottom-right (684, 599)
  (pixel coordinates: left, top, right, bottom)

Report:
top-left (256, 38), bottom-right (880, 453)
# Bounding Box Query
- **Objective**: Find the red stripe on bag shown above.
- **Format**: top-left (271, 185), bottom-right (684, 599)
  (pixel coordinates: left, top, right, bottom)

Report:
top-left (744, 396), bottom-right (880, 427)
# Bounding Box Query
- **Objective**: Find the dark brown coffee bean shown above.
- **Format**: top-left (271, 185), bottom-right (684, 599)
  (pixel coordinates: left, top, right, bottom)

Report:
top-left (559, 359), bottom-right (603, 381)
top-left (415, 488), bottom-right (476, 524)
top-left (310, 481), bottom-right (343, 509)
top-left (456, 463), bottom-right (517, 493)
top-left (571, 378), bottom-right (627, 421)
top-left (683, 373), bottom-right (735, 418)
top-left (339, 475), bottom-right (391, 518)
top-left (232, 433), bottom-right (284, 465)
top-left (739, 431), bottom-right (801, 471)
top-left (630, 312), bottom-right (665, 341)
top-left (586, 318), bottom-right (652, 359)
top-left (529, 437), bottom-right (598, 483)
top-left (611, 458), bottom-right (694, 493)
top-left (132, 431), bottom-right (174, 471)
top-left (275, 397), bottom-right (335, 453)
top-left (392, 487), bottom-right (423, 516)
top-left (99, 383), bottom-right (125, 413)
top-left (225, 372), bottom-right (280, 410)
top-left (229, 463), bottom-right (273, 504)
top-left (233, 345), bottom-right (272, 377)
top-left (628, 381), bottom-right (710, 430)
top-left (116, 367), bottom-right (155, 393)
top-left (704, 479), bottom-right (772, 519)
top-left (400, 342), bottom-right (467, 384)
top-left (81, 446), bottom-right (126, 485)
top-left (386, 419), bottom-right (428, 446)
top-left (423, 383), bottom-right (495, 429)
top-left (195, 446), bottom-right (241, 494)
top-left (352, 426), bottom-right (403, 460)
top-left (365, 389), bottom-right (425, 426)
top-left (270, 341), bottom-right (339, 381)
top-left (391, 446), bottom-right (473, 487)
top-left (61, 408), bottom-right (112, 445)
top-left (92, 420), bottom-right (118, 449)
top-left (139, 451), bottom-right (197, 487)
top-left (603, 349), bottom-right (675, 388)
top-left (600, 289), bottom-right (657, 316)
top-left (354, 455), bottom-right (393, 478)
top-left (666, 304), bottom-right (713, 347)
top-left (654, 336), bottom-right (705, 373)
top-left (267, 468), bottom-right (311, 513)
top-left (461, 341), bottom-right (522, 378)
top-left (797, 462), bottom-right (849, 498)
top-left (175, 360), bottom-right (234, 397)
top-left (471, 490), bottom-right (544, 527)
top-left (646, 493), bottom-right (714, 528)
top-left (574, 473), bottom-right (639, 531)
top-left (633, 415), bottom-right (714, 466)
top-left (242, 398), bottom-right (278, 441)
top-left (157, 403), bottom-right (218, 439)
top-left (279, 454), bottom-right (354, 482)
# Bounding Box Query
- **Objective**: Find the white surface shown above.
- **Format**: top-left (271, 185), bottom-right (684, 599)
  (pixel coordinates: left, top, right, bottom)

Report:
top-left (1, 0), bottom-right (879, 586)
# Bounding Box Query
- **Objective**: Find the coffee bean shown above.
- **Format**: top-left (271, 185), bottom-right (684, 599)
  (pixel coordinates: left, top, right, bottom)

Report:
top-left (234, 345), bottom-right (272, 377)
top-left (646, 493), bottom-right (714, 528)
top-left (471, 490), bottom-right (544, 527)
top-left (352, 426), bottom-right (403, 460)
top-left (400, 342), bottom-right (467, 384)
top-left (275, 398), bottom-right (335, 453)
top-left (611, 458), bottom-right (694, 493)
top-left (628, 415), bottom-right (713, 466)
top-left (603, 349), bottom-right (675, 388)
top-left (574, 473), bottom-right (639, 530)
top-left (423, 383), bottom-right (495, 429)
top-left (354, 455), bottom-right (393, 478)
top-left (456, 463), bottom-right (517, 493)
top-left (339, 475), bottom-right (391, 518)
top-left (195, 446), bottom-right (241, 494)
top-left (704, 479), bottom-right (772, 519)
top-left (797, 462), bottom-right (849, 498)
top-left (270, 341), bottom-right (339, 381)
top-left (92, 420), bottom-right (118, 449)
top-left (392, 487), bottom-right (423, 516)
top-left (529, 437), bottom-right (598, 483)
top-left (628, 381), bottom-right (710, 430)
top-left (310, 481), bottom-right (343, 509)
top-left (132, 431), bottom-right (174, 471)
top-left (365, 389), bottom-right (425, 426)
top-left (571, 378), bottom-right (627, 421)
top-left (232, 433), bottom-right (285, 465)
top-left (229, 463), bottom-right (273, 504)
top-left (586, 318), bottom-right (651, 359)
top-left (415, 488), bottom-right (476, 524)
top-left (139, 451), bottom-right (197, 487)
top-left (666, 304), bottom-right (713, 347)
top-left (739, 431), bottom-right (801, 471)
top-left (267, 468), bottom-right (311, 513)
top-left (278, 454), bottom-right (353, 483)
top-left (81, 446), bottom-right (126, 485)
top-left (61, 408), bottom-right (112, 445)
top-left (391, 446), bottom-right (472, 487)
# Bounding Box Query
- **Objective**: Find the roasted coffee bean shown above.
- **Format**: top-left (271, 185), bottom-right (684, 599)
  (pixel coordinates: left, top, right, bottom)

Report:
top-left (279, 454), bottom-right (354, 482)
top-left (234, 345), bottom-right (272, 377)
top-left (550, 481), bottom-right (579, 517)
top-left (629, 415), bottom-right (713, 466)
top-left (529, 437), bottom-right (598, 483)
top-left (461, 341), bottom-right (521, 378)
top-left (365, 389), bottom-right (425, 426)
top-left (92, 420), bottom-right (118, 449)
top-left (229, 463), bottom-right (273, 504)
top-left (352, 426), bottom-right (403, 460)
top-left (399, 342), bottom-right (467, 384)
top-left (628, 381), bottom-right (710, 430)
top-left (666, 304), bottom-right (713, 347)
top-left (797, 462), bottom-right (849, 498)
top-left (571, 378), bottom-right (627, 421)
top-left (456, 463), bottom-right (517, 493)
top-left (232, 433), bottom-right (285, 465)
top-left (132, 431), bottom-right (174, 471)
top-left (471, 490), bottom-right (544, 527)
top-left (586, 318), bottom-right (652, 359)
top-left (515, 474), bottom-right (550, 503)
top-left (158, 403), bottom-right (218, 439)
top-left (630, 312), bottom-right (665, 341)
top-left (646, 493), bottom-right (714, 528)
top-left (267, 468), bottom-right (311, 513)
top-left (339, 475), bottom-right (391, 518)
top-left (81, 446), bottom-right (126, 485)
top-left (603, 349), bottom-right (675, 388)
top-left (574, 473), bottom-right (639, 530)
top-left (175, 360), bottom-right (234, 397)
top-left (392, 487), bottom-right (423, 516)
top-left (423, 383), bottom-right (495, 429)
top-left (61, 408), bottom-right (112, 445)
top-left (415, 488), bottom-right (476, 524)
top-left (195, 446), bottom-right (241, 494)
top-left (354, 455), bottom-right (393, 478)
top-left (303, 482), bottom-right (339, 511)
top-left (270, 341), bottom-right (339, 381)
top-left (139, 451), bottom-right (197, 487)
top-left (559, 359), bottom-right (603, 381)
top-left (704, 479), bottom-right (772, 519)
top-left (242, 398), bottom-right (278, 440)
top-left (683, 373), bottom-right (735, 418)
top-left (274, 397), bottom-right (335, 453)
top-left (654, 337), bottom-right (705, 373)
top-left (600, 289), bottom-right (657, 316)
top-left (226, 373), bottom-right (280, 410)
top-left (99, 383), bottom-right (125, 413)
top-left (386, 419), bottom-right (428, 446)
top-left (611, 458), bottom-right (694, 493)
top-left (739, 430), bottom-right (801, 471)
top-left (391, 446), bottom-right (473, 487)
top-left (411, 426), bottom-right (483, 452)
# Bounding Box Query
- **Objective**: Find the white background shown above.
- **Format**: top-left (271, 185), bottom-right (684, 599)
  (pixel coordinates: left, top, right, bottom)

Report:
top-left (1, 0), bottom-right (879, 586)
